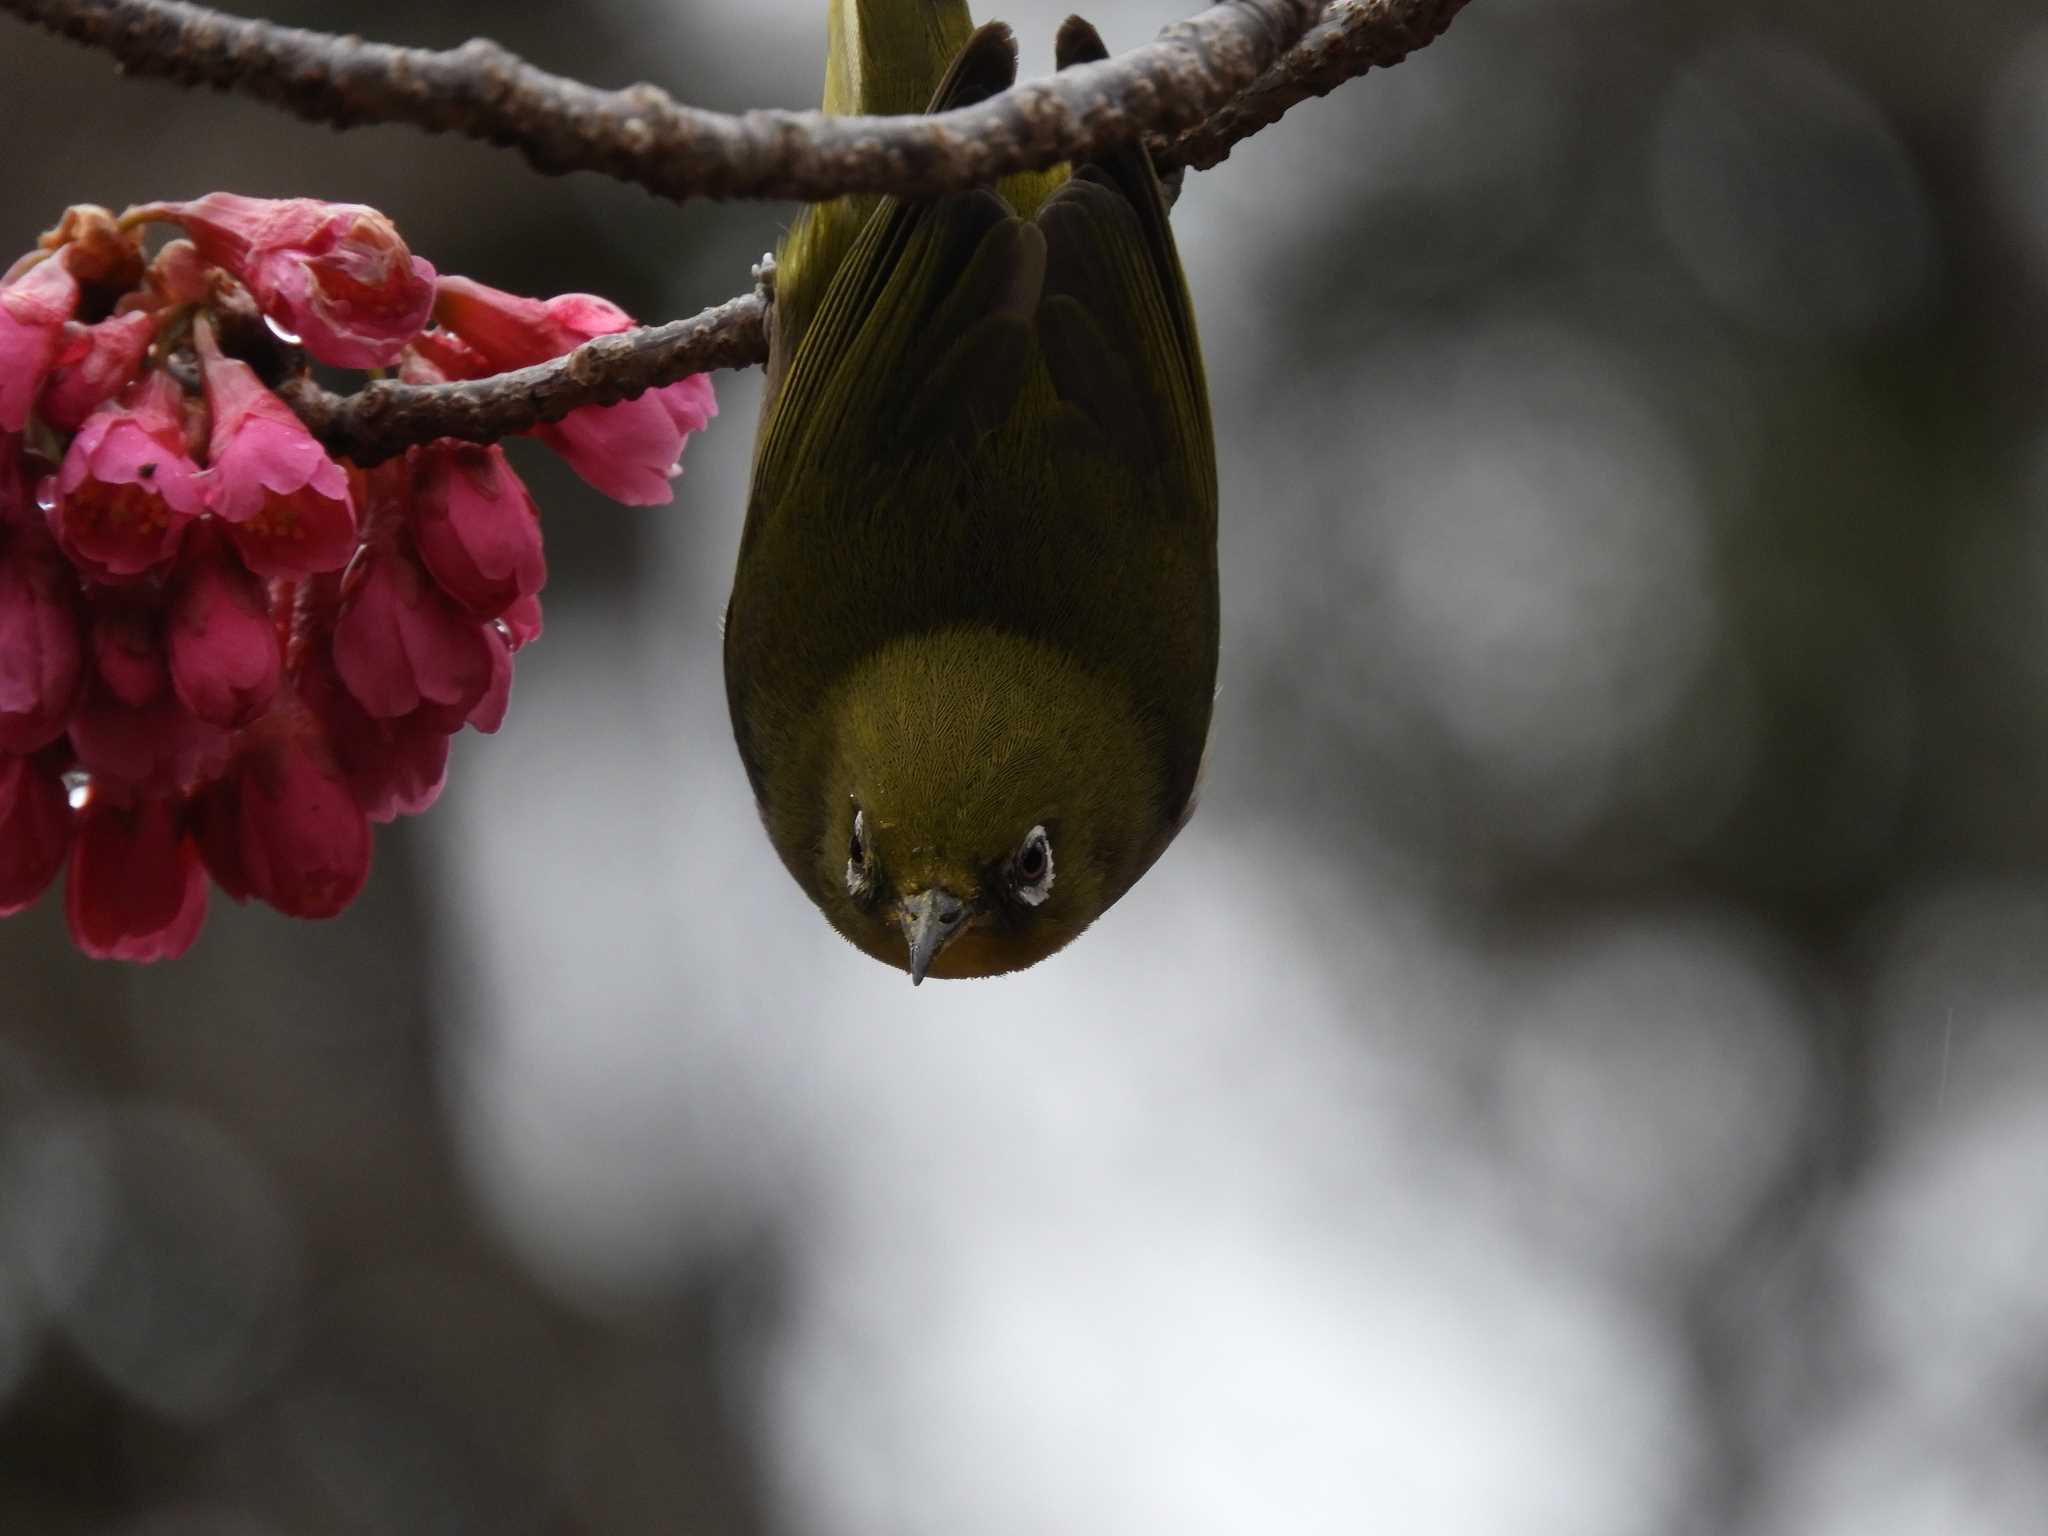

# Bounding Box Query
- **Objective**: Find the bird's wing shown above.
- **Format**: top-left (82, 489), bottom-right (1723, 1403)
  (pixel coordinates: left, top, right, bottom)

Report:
top-left (755, 23), bottom-right (1045, 499)
top-left (1032, 17), bottom-right (1215, 527)
top-left (1027, 17), bottom-right (1220, 834)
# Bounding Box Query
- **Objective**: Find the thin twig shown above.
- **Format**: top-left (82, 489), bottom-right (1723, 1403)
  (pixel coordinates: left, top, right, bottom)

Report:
top-left (2, 0), bottom-right (1335, 202)
top-left (1160, 0), bottom-right (1475, 173)
top-left (281, 292), bottom-right (768, 465)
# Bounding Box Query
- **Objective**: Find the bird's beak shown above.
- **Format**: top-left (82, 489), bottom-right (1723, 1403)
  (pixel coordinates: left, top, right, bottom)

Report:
top-left (898, 887), bottom-right (969, 986)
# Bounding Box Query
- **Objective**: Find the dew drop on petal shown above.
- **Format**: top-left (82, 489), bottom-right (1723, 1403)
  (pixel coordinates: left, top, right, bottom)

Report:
top-left (62, 771), bottom-right (91, 810)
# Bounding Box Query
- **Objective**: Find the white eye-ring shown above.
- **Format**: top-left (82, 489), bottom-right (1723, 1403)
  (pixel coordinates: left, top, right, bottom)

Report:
top-left (846, 807), bottom-right (872, 897)
top-left (1011, 825), bottom-right (1053, 906)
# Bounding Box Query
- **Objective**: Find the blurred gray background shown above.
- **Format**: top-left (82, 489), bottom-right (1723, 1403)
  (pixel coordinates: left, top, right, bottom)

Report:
top-left (5, 0), bottom-right (2048, 1530)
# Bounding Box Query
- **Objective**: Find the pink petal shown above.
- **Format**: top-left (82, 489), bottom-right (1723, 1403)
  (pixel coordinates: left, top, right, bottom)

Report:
top-left (229, 722), bottom-right (371, 918)
top-left (43, 311), bottom-right (157, 431)
top-left (51, 381), bottom-right (206, 580)
top-left (537, 383), bottom-right (711, 506)
top-left (147, 195), bottom-right (434, 369)
top-left (0, 530), bottom-right (84, 753)
top-left (411, 442), bottom-right (545, 615)
top-left (432, 275), bottom-right (617, 364)
top-left (65, 793), bottom-right (208, 961)
top-left (331, 548), bottom-right (491, 719)
top-left (68, 684), bottom-right (229, 796)
top-left (0, 751), bottom-right (72, 916)
top-left (166, 529), bottom-right (280, 728)
top-left (468, 625), bottom-right (513, 735)
top-left (197, 327), bottom-right (358, 577)
top-left (0, 255), bottom-right (82, 432)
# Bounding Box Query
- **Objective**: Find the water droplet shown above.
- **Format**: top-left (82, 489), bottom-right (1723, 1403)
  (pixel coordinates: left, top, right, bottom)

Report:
top-left (262, 314), bottom-right (302, 347)
top-left (62, 771), bottom-right (91, 811)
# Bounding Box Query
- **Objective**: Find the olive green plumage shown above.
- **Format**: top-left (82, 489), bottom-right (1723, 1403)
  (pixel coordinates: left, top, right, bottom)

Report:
top-left (725, 0), bottom-right (1218, 981)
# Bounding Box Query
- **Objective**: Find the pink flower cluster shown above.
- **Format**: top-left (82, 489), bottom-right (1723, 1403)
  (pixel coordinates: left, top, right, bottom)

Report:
top-left (0, 197), bottom-right (716, 960)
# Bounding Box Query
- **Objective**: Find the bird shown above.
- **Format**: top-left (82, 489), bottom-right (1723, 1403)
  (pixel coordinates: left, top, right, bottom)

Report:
top-left (725, 0), bottom-right (1217, 983)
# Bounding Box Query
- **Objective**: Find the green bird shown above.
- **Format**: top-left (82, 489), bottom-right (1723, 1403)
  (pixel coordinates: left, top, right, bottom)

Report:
top-left (725, 0), bottom-right (1218, 983)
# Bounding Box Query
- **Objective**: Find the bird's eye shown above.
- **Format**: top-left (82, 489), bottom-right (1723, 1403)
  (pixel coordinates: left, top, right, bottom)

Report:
top-left (846, 808), bottom-right (871, 897)
top-left (1010, 825), bottom-right (1053, 906)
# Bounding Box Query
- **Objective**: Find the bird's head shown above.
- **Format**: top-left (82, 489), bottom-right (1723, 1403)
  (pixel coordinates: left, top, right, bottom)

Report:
top-left (808, 629), bottom-right (1166, 982)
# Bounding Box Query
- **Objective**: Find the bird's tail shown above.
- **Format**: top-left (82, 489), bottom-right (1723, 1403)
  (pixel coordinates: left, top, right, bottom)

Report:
top-left (823, 0), bottom-right (976, 118)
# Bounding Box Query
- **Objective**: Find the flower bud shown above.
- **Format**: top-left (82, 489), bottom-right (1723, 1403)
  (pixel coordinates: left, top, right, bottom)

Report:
top-left (0, 751), bottom-right (71, 916)
top-left (70, 598), bottom-right (228, 793)
top-left (431, 276), bottom-right (717, 505)
top-left (37, 205), bottom-right (143, 293)
top-left (331, 544), bottom-right (493, 721)
top-left (298, 661), bottom-right (450, 822)
top-left (139, 238), bottom-right (212, 309)
top-left (89, 590), bottom-right (167, 708)
top-left (195, 319), bottom-right (357, 577)
top-left (410, 442), bottom-right (546, 617)
top-left (0, 518), bottom-right (84, 753)
top-left (67, 687), bottom-right (227, 796)
top-left (197, 707), bottom-right (370, 918)
top-left (0, 251), bottom-right (81, 432)
top-left (42, 310), bottom-right (156, 431)
top-left (50, 370), bottom-right (205, 581)
top-left (145, 193), bottom-right (435, 368)
top-left (65, 791), bottom-right (207, 961)
top-left (165, 525), bottom-right (280, 729)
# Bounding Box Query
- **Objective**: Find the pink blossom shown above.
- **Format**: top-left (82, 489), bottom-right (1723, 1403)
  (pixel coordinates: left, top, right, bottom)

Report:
top-left (411, 441), bottom-right (546, 616)
top-left (42, 310), bottom-right (157, 431)
top-left (0, 750), bottom-right (71, 916)
top-left (538, 374), bottom-right (717, 505)
top-left (137, 238), bottom-right (212, 309)
top-left (68, 686), bottom-right (227, 795)
top-left (0, 252), bottom-right (82, 432)
top-left (0, 520), bottom-right (84, 753)
top-left (432, 276), bottom-right (717, 505)
top-left (50, 370), bottom-right (205, 581)
top-left (432, 278), bottom-right (628, 365)
top-left (400, 326), bottom-right (490, 385)
top-left (196, 319), bottom-right (357, 578)
top-left (65, 791), bottom-right (208, 962)
top-left (165, 526), bottom-right (280, 729)
top-left (331, 544), bottom-right (493, 721)
top-left (88, 589), bottom-right (167, 708)
top-left (196, 705), bottom-right (370, 918)
top-left (71, 596), bottom-right (227, 793)
top-left (300, 662), bottom-right (451, 822)
top-left (143, 193), bottom-right (435, 368)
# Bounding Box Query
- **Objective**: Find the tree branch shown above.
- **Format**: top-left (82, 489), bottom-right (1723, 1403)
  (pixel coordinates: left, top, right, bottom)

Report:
top-left (1159, 0), bottom-right (1474, 173)
top-left (0, 0), bottom-right (1478, 460)
top-left (2, 0), bottom-right (1477, 202)
top-left (279, 291), bottom-right (769, 466)
top-left (3, 0), bottom-right (1334, 202)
